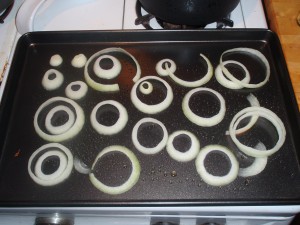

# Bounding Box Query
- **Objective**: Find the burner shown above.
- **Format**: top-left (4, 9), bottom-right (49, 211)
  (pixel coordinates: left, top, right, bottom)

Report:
top-left (0, 1), bottom-right (14, 24)
top-left (135, 1), bottom-right (234, 30)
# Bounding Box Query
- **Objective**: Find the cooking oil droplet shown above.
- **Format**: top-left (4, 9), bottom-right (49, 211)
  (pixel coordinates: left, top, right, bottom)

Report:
top-left (123, 164), bottom-right (127, 169)
top-left (151, 170), bottom-right (155, 175)
top-left (244, 179), bottom-right (250, 186)
top-left (171, 170), bottom-right (177, 177)
top-left (164, 171), bottom-right (168, 177)
top-left (169, 180), bottom-right (173, 184)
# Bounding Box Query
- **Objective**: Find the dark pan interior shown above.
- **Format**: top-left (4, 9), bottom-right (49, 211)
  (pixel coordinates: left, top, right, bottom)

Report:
top-left (0, 30), bottom-right (299, 207)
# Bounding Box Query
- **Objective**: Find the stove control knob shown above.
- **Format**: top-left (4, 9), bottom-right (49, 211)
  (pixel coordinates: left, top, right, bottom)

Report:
top-left (35, 215), bottom-right (74, 225)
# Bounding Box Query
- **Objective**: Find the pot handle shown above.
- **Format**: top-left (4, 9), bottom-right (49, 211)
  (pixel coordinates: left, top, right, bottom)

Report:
top-left (16, 0), bottom-right (46, 34)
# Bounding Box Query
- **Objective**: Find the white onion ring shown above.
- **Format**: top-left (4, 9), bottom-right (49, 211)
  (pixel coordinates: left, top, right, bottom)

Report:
top-left (166, 130), bottom-right (200, 162)
top-left (195, 144), bottom-right (239, 186)
top-left (34, 150), bottom-right (68, 180)
top-left (220, 48), bottom-right (270, 88)
top-left (50, 54), bottom-right (63, 67)
top-left (42, 69), bottom-right (64, 91)
top-left (89, 145), bottom-right (140, 195)
top-left (165, 54), bottom-right (213, 87)
top-left (34, 97), bottom-right (85, 142)
top-left (182, 87), bottom-right (226, 127)
top-left (71, 54), bottom-right (87, 68)
top-left (65, 81), bottom-right (88, 100)
top-left (132, 117), bottom-right (168, 155)
top-left (238, 142), bottom-right (268, 177)
top-left (228, 106), bottom-right (286, 157)
top-left (74, 156), bottom-right (91, 175)
top-left (45, 105), bottom-right (76, 135)
top-left (139, 81), bottom-right (153, 95)
top-left (131, 76), bottom-right (173, 114)
top-left (156, 59), bottom-right (177, 77)
top-left (84, 47), bottom-right (141, 92)
top-left (90, 100), bottom-right (128, 135)
top-left (93, 55), bottom-right (122, 79)
top-left (215, 60), bottom-right (250, 89)
top-left (28, 143), bottom-right (73, 186)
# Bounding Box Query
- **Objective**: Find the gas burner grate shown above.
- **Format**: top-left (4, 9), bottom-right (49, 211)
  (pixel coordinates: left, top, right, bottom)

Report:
top-left (0, 1), bottom-right (14, 24)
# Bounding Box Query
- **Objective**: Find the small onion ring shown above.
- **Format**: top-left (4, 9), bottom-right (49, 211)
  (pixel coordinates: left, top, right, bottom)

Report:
top-left (84, 47), bottom-right (141, 92)
top-left (65, 81), bottom-right (88, 100)
top-left (93, 55), bottom-right (122, 79)
top-left (89, 145), bottom-right (141, 195)
top-left (182, 87), bottom-right (226, 127)
top-left (74, 156), bottom-right (91, 175)
top-left (90, 100), bottom-right (128, 135)
top-left (195, 144), bottom-right (239, 186)
top-left (165, 54), bottom-right (213, 88)
top-left (166, 130), bottom-right (200, 162)
top-left (71, 54), bottom-right (87, 68)
top-left (215, 60), bottom-right (250, 89)
top-left (132, 117), bottom-right (168, 155)
top-left (50, 54), bottom-right (63, 67)
top-left (228, 106), bottom-right (286, 157)
top-left (220, 48), bottom-right (270, 88)
top-left (42, 69), bottom-right (64, 91)
top-left (28, 143), bottom-right (73, 186)
top-left (45, 105), bottom-right (76, 135)
top-left (139, 81), bottom-right (153, 95)
top-left (131, 76), bottom-right (173, 114)
top-left (238, 142), bottom-right (268, 177)
top-left (34, 97), bottom-right (85, 142)
top-left (156, 59), bottom-right (177, 76)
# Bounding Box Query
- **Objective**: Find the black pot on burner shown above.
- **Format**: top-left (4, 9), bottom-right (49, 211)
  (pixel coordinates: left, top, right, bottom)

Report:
top-left (137, 0), bottom-right (240, 26)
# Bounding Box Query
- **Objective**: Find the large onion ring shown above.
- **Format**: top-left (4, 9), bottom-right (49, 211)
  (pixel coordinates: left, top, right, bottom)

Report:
top-left (215, 60), bottom-right (250, 89)
top-left (182, 87), bottom-right (226, 127)
top-left (195, 145), bottom-right (239, 186)
top-left (166, 130), bottom-right (200, 162)
top-left (238, 142), bottom-right (268, 177)
top-left (228, 106), bottom-right (286, 157)
top-left (131, 76), bottom-right (173, 114)
top-left (89, 145), bottom-right (140, 195)
top-left (93, 55), bottom-right (122, 79)
top-left (42, 69), bottom-right (64, 91)
top-left (28, 143), bottom-right (73, 186)
top-left (34, 97), bottom-right (85, 142)
top-left (45, 105), bottom-right (76, 135)
top-left (220, 48), bottom-right (270, 88)
top-left (132, 117), bottom-right (168, 155)
top-left (65, 81), bottom-right (88, 100)
top-left (164, 54), bottom-right (213, 87)
top-left (84, 47), bottom-right (141, 92)
top-left (90, 100), bottom-right (128, 135)
top-left (156, 59), bottom-right (177, 77)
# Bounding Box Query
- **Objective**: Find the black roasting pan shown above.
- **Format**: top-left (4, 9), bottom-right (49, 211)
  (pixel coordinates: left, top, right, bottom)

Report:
top-left (0, 30), bottom-right (299, 207)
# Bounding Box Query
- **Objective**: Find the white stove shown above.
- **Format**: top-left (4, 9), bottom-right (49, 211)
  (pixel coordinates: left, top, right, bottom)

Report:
top-left (0, 1), bottom-right (299, 225)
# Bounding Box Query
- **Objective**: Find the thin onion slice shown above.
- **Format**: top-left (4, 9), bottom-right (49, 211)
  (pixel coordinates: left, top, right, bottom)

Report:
top-left (93, 55), bottom-right (122, 79)
top-left (215, 60), bottom-right (250, 89)
top-left (182, 87), bottom-right (226, 127)
top-left (45, 105), bottom-right (75, 135)
top-left (195, 144), bottom-right (239, 186)
top-left (220, 48), bottom-right (270, 88)
top-left (156, 59), bottom-right (177, 77)
top-left (28, 143), bottom-right (73, 186)
top-left (65, 81), bottom-right (88, 100)
top-left (228, 106), bottom-right (286, 157)
top-left (74, 156), bottom-right (91, 175)
top-left (164, 54), bottom-right (213, 87)
top-left (34, 97), bottom-right (85, 142)
top-left (132, 117), bottom-right (168, 155)
top-left (131, 76), bottom-right (173, 114)
top-left (89, 145), bottom-right (140, 195)
top-left (71, 54), bottom-right (87, 68)
top-left (238, 142), bottom-right (268, 177)
top-left (90, 100), bottom-right (128, 135)
top-left (84, 47), bottom-right (141, 92)
top-left (42, 69), bottom-right (64, 91)
top-left (166, 130), bottom-right (200, 162)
